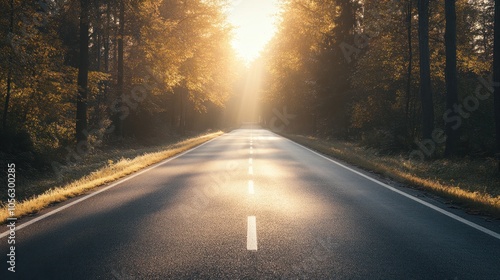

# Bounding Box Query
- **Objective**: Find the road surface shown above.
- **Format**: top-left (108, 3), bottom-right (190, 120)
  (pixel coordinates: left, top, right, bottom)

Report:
top-left (1, 129), bottom-right (500, 279)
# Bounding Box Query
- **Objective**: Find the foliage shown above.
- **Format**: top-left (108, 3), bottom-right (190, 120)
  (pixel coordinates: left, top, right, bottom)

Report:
top-left (264, 0), bottom-right (496, 156)
top-left (0, 0), bottom-right (235, 159)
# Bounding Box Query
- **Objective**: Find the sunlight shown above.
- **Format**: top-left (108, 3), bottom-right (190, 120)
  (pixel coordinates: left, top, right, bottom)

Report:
top-left (228, 0), bottom-right (281, 63)
top-left (237, 59), bottom-right (264, 123)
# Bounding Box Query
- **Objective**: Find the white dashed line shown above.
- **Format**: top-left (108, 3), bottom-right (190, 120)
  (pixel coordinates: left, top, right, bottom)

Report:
top-left (247, 216), bottom-right (258, 250)
top-left (249, 158), bottom-right (253, 164)
top-left (248, 166), bottom-right (253, 175)
top-left (248, 180), bottom-right (254, 194)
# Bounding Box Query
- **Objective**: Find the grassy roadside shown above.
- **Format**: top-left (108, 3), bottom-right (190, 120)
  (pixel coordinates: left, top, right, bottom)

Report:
top-left (0, 131), bottom-right (223, 224)
top-left (282, 133), bottom-right (500, 218)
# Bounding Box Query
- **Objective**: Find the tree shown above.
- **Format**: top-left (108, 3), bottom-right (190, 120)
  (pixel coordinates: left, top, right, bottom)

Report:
top-left (444, 0), bottom-right (459, 157)
top-left (114, 0), bottom-right (125, 137)
top-left (2, 0), bottom-right (14, 129)
top-left (405, 0), bottom-right (414, 136)
top-left (0, 0), bottom-right (234, 162)
top-left (417, 0), bottom-right (434, 140)
top-left (494, 0), bottom-right (500, 171)
top-left (76, 0), bottom-right (90, 143)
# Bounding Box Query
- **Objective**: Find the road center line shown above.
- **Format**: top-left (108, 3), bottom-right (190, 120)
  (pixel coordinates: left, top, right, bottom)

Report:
top-left (248, 166), bottom-right (253, 175)
top-left (248, 180), bottom-right (254, 194)
top-left (247, 216), bottom-right (258, 250)
top-left (249, 158), bottom-right (253, 164)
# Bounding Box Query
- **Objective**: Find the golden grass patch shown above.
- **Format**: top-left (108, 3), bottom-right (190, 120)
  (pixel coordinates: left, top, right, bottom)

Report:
top-left (0, 132), bottom-right (222, 223)
top-left (284, 134), bottom-right (500, 217)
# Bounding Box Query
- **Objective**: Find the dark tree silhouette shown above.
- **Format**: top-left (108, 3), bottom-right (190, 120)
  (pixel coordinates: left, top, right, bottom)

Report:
top-left (494, 0), bottom-right (500, 171)
top-left (76, 0), bottom-right (90, 143)
top-left (114, 0), bottom-right (125, 137)
top-left (2, 0), bottom-right (14, 129)
top-left (444, 0), bottom-right (459, 157)
top-left (417, 0), bottom-right (434, 140)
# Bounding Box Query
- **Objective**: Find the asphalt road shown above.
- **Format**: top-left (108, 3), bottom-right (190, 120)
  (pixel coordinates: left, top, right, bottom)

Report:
top-left (1, 129), bottom-right (500, 279)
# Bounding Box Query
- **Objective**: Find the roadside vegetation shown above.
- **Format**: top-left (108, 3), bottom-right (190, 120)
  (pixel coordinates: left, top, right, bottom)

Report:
top-left (261, 1), bottom-right (500, 217)
top-left (0, 131), bottom-right (222, 224)
top-left (284, 134), bottom-right (500, 218)
top-left (262, 1), bottom-right (500, 171)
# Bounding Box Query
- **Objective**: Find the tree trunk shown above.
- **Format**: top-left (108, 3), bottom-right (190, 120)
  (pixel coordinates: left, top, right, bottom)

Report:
top-left (417, 0), bottom-right (434, 141)
top-left (2, 0), bottom-right (14, 130)
top-left (405, 0), bottom-right (413, 137)
top-left (444, 0), bottom-right (459, 157)
top-left (179, 88), bottom-right (186, 135)
top-left (114, 0), bottom-right (125, 137)
top-left (104, 3), bottom-right (110, 73)
top-left (494, 0), bottom-right (500, 171)
top-left (76, 0), bottom-right (90, 143)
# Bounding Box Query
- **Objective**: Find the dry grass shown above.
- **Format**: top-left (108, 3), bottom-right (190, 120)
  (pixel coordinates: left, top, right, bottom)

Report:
top-left (284, 134), bottom-right (500, 218)
top-left (0, 132), bottom-right (222, 223)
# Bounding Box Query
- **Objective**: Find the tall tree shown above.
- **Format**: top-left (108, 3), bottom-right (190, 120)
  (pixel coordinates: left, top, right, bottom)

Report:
top-left (115, 0), bottom-right (125, 137)
top-left (2, 0), bottom-right (14, 129)
top-left (328, 0), bottom-right (358, 137)
top-left (444, 0), bottom-right (459, 157)
top-left (494, 0), bottom-right (500, 171)
top-left (76, 0), bottom-right (90, 143)
top-left (405, 0), bottom-right (414, 137)
top-left (417, 0), bottom-right (434, 140)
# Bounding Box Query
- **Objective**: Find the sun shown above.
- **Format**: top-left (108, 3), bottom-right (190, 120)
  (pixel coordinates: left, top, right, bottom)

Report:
top-left (228, 0), bottom-right (281, 63)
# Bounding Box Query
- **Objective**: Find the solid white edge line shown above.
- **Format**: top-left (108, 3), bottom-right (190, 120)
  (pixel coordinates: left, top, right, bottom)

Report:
top-left (247, 216), bottom-right (258, 250)
top-left (0, 135), bottom-right (222, 239)
top-left (274, 131), bottom-right (500, 241)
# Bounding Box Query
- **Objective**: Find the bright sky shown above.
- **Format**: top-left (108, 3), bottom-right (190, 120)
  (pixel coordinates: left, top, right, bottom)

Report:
top-left (228, 0), bottom-right (281, 63)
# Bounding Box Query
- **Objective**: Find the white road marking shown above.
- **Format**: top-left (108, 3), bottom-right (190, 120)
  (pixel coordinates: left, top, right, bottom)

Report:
top-left (0, 136), bottom-right (222, 239)
top-left (250, 150), bottom-right (253, 154)
top-left (247, 216), bottom-right (258, 250)
top-left (248, 180), bottom-right (255, 194)
top-left (249, 158), bottom-right (253, 164)
top-left (248, 166), bottom-right (253, 175)
top-left (282, 133), bottom-right (500, 241)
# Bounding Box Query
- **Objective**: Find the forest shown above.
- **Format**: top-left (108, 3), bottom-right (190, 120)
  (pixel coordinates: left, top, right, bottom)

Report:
top-left (262, 0), bottom-right (500, 171)
top-left (1, 0), bottom-right (500, 186)
top-left (0, 0), bottom-right (236, 171)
